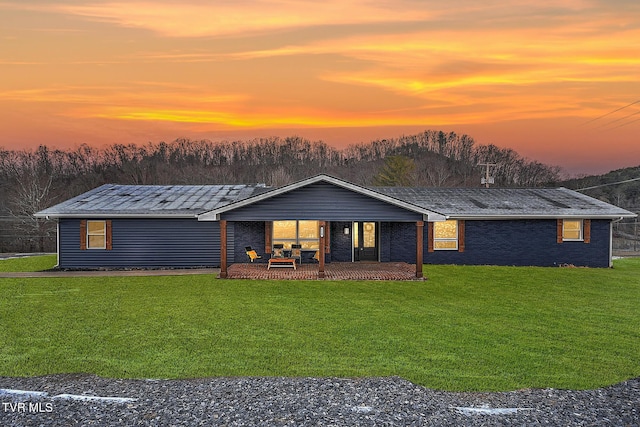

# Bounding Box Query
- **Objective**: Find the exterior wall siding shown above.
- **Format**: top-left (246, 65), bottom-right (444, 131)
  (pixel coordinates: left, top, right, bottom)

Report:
top-left (228, 219), bottom-right (612, 268)
top-left (330, 221), bottom-right (353, 262)
top-left (233, 221), bottom-right (266, 263)
top-left (423, 219), bottom-right (611, 267)
top-left (378, 219), bottom-right (611, 267)
top-left (58, 217), bottom-right (612, 268)
top-left (221, 182), bottom-right (423, 222)
top-left (388, 222), bottom-right (418, 263)
top-left (379, 222), bottom-right (391, 262)
top-left (59, 218), bottom-right (226, 268)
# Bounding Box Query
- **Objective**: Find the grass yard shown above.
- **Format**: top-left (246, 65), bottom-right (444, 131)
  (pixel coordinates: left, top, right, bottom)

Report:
top-left (0, 254), bottom-right (57, 272)
top-left (0, 256), bottom-right (638, 391)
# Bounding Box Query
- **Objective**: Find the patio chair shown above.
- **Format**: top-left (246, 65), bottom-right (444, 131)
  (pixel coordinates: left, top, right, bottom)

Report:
top-left (272, 244), bottom-right (285, 258)
top-left (291, 244), bottom-right (302, 264)
top-left (245, 246), bottom-right (262, 262)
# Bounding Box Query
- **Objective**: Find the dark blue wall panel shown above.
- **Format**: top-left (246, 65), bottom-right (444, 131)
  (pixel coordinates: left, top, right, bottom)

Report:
top-left (379, 219), bottom-right (611, 267)
top-left (221, 182), bottom-right (422, 221)
top-left (387, 222), bottom-right (417, 263)
top-left (423, 219), bottom-right (611, 267)
top-left (233, 221), bottom-right (266, 263)
top-left (58, 217), bottom-right (612, 268)
top-left (379, 222), bottom-right (391, 262)
top-left (330, 221), bottom-right (353, 262)
top-left (59, 218), bottom-right (226, 268)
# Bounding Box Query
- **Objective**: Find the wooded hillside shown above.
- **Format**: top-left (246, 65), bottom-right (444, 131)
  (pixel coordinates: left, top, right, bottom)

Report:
top-left (0, 129), bottom-right (582, 252)
top-left (562, 166), bottom-right (640, 252)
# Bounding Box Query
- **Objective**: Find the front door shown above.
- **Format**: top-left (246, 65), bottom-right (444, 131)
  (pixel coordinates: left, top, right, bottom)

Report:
top-left (354, 222), bottom-right (378, 261)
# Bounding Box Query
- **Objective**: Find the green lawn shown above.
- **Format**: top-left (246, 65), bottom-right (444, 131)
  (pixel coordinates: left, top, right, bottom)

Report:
top-left (0, 254), bottom-right (57, 272)
top-left (0, 256), bottom-right (638, 391)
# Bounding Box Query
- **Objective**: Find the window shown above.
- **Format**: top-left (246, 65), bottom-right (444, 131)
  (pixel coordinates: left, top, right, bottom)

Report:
top-left (80, 220), bottom-right (112, 250)
top-left (273, 220), bottom-right (319, 249)
top-left (562, 220), bottom-right (583, 241)
top-left (433, 220), bottom-right (458, 250)
top-left (87, 220), bottom-right (106, 249)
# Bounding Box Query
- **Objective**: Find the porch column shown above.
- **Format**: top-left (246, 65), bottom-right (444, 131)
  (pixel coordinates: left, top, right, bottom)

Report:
top-left (220, 219), bottom-right (228, 279)
top-left (318, 221), bottom-right (326, 279)
top-left (416, 221), bottom-right (424, 279)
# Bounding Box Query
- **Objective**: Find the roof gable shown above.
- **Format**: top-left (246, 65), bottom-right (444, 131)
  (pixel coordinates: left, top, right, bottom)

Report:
top-left (197, 175), bottom-right (447, 221)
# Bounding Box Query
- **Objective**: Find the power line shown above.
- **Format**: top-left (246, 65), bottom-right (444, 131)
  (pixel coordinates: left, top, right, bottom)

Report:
top-left (606, 116), bottom-right (640, 130)
top-left (574, 176), bottom-right (640, 191)
top-left (597, 109), bottom-right (640, 130)
top-left (583, 100), bottom-right (640, 125)
top-left (598, 109), bottom-right (640, 126)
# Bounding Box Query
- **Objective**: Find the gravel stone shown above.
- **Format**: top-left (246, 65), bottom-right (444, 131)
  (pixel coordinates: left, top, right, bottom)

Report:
top-left (0, 375), bottom-right (638, 426)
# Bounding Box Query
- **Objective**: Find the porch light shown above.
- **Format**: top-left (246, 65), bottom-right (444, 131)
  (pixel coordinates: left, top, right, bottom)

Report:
top-left (320, 226), bottom-right (325, 238)
top-left (343, 226), bottom-right (350, 235)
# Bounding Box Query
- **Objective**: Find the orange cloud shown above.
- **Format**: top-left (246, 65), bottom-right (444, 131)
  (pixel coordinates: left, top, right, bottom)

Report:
top-left (46, 1), bottom-right (435, 37)
top-left (1, 0), bottom-right (639, 175)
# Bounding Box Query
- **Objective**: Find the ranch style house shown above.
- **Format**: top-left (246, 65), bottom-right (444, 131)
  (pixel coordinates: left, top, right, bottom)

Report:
top-left (35, 174), bottom-right (636, 278)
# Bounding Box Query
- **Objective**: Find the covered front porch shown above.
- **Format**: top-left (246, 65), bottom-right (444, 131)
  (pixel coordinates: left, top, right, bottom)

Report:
top-left (225, 262), bottom-right (422, 280)
top-left (218, 219), bottom-right (426, 279)
top-left (197, 175), bottom-right (447, 280)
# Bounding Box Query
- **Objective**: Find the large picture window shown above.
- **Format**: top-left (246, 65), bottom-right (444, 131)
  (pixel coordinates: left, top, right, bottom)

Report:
top-left (273, 220), bottom-right (319, 249)
top-left (433, 219), bottom-right (458, 250)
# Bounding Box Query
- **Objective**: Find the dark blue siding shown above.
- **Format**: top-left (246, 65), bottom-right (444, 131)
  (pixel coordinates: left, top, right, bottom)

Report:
top-left (222, 182), bottom-right (422, 221)
top-left (379, 219), bottom-right (611, 267)
top-left (59, 218), bottom-right (227, 268)
top-left (58, 217), bottom-right (612, 268)
top-left (330, 221), bottom-right (353, 262)
top-left (387, 222), bottom-right (417, 263)
top-left (233, 221), bottom-right (266, 263)
top-left (424, 219), bottom-right (611, 267)
top-left (379, 222), bottom-right (391, 262)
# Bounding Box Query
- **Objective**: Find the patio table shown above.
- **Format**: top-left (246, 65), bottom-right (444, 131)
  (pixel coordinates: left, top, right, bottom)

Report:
top-left (267, 258), bottom-right (297, 270)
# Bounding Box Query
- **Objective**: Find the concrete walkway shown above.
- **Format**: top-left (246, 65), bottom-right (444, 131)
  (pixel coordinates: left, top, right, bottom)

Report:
top-left (0, 268), bottom-right (220, 278)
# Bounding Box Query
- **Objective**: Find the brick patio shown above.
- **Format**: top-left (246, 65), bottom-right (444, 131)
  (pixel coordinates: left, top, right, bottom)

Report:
top-left (225, 262), bottom-right (422, 280)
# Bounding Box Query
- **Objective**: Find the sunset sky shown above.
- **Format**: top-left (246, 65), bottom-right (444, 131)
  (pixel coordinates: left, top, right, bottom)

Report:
top-left (1, 0), bottom-right (639, 175)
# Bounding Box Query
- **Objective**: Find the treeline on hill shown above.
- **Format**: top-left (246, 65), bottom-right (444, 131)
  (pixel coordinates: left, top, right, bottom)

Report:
top-left (562, 166), bottom-right (640, 211)
top-left (1, 130), bottom-right (562, 252)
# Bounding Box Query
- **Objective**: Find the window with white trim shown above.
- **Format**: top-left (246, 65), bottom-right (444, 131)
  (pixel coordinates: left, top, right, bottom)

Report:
top-left (87, 220), bottom-right (106, 249)
top-left (562, 219), bottom-right (583, 241)
top-left (433, 219), bottom-right (458, 250)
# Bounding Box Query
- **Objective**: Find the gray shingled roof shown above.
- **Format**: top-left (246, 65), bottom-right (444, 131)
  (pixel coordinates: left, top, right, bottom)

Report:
top-left (372, 187), bottom-right (636, 219)
top-left (36, 184), bottom-right (269, 218)
top-left (36, 176), bottom-right (636, 220)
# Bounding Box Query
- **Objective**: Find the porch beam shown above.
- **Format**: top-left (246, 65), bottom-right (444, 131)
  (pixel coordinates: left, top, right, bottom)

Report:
top-left (416, 221), bottom-right (424, 279)
top-left (220, 219), bottom-right (228, 278)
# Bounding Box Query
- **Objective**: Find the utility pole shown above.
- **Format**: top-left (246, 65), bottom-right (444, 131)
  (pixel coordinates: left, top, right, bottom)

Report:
top-left (478, 163), bottom-right (496, 188)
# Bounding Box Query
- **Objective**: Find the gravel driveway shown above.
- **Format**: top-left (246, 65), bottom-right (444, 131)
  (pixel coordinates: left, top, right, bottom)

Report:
top-left (1, 375), bottom-right (638, 426)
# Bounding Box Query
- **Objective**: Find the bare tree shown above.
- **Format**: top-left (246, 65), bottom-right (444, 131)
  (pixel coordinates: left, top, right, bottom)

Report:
top-left (421, 157), bottom-right (452, 187)
top-left (268, 167), bottom-right (293, 187)
top-left (7, 160), bottom-right (58, 252)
